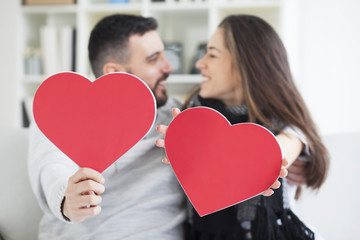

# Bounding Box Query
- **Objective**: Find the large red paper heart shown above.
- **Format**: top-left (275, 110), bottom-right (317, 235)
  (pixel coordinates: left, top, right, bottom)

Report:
top-left (33, 72), bottom-right (156, 173)
top-left (164, 107), bottom-right (282, 216)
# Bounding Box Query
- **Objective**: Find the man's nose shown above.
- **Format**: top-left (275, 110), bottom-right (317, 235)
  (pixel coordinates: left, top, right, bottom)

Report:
top-left (162, 55), bottom-right (173, 73)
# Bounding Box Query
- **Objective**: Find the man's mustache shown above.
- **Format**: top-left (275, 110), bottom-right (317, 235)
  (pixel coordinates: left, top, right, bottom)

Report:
top-left (153, 73), bottom-right (169, 91)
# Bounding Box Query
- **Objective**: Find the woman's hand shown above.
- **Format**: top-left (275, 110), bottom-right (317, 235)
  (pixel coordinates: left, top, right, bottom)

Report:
top-left (155, 107), bottom-right (288, 197)
top-left (155, 108), bottom-right (181, 163)
top-left (262, 158), bottom-right (288, 196)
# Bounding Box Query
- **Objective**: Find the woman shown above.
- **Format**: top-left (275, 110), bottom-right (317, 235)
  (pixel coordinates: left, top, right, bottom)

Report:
top-left (157, 15), bottom-right (329, 239)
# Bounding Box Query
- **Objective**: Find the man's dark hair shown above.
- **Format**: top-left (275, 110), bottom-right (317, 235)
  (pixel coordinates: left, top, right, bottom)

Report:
top-left (88, 14), bottom-right (158, 78)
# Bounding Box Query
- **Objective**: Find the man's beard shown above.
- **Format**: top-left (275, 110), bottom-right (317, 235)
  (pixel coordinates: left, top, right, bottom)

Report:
top-left (126, 69), bottom-right (169, 108)
top-left (152, 73), bottom-right (169, 108)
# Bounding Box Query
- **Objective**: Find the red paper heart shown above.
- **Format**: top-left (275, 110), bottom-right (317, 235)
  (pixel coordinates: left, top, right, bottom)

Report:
top-left (33, 72), bottom-right (156, 173)
top-left (164, 107), bottom-right (282, 216)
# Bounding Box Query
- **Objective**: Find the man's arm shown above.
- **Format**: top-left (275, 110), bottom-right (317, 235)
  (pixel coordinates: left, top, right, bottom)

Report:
top-left (28, 123), bottom-right (104, 222)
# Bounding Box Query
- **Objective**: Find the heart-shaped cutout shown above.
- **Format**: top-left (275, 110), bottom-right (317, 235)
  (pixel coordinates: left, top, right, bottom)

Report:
top-left (33, 72), bottom-right (156, 173)
top-left (164, 107), bottom-right (282, 216)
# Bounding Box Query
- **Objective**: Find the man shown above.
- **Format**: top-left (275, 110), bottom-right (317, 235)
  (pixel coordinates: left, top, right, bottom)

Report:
top-left (28, 14), bottom-right (185, 239)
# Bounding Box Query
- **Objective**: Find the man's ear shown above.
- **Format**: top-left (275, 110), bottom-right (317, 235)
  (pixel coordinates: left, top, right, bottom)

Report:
top-left (103, 62), bottom-right (126, 74)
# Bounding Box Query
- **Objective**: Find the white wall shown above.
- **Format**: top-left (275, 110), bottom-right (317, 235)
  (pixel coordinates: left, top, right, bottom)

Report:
top-left (297, 0), bottom-right (360, 135)
top-left (0, 1), bottom-right (19, 128)
top-left (296, 132), bottom-right (360, 240)
top-left (294, 3), bottom-right (360, 239)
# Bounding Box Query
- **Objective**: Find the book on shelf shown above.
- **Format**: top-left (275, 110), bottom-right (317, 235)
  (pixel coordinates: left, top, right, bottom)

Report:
top-left (59, 26), bottom-right (76, 72)
top-left (40, 25), bottom-right (76, 76)
top-left (23, 0), bottom-right (76, 5)
top-left (22, 97), bottom-right (34, 128)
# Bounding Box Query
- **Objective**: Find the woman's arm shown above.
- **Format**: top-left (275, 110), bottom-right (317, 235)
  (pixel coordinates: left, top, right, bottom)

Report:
top-left (276, 130), bottom-right (308, 186)
top-left (276, 132), bottom-right (303, 167)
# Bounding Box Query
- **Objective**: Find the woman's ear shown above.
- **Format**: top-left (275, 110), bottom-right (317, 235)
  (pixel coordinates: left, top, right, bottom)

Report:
top-left (103, 62), bottom-right (126, 74)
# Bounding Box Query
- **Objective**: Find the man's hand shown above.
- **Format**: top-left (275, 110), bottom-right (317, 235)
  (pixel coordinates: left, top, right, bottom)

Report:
top-left (286, 159), bottom-right (307, 186)
top-left (62, 168), bottom-right (105, 223)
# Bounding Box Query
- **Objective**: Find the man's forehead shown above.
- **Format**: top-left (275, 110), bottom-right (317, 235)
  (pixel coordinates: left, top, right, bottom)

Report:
top-left (128, 31), bottom-right (164, 57)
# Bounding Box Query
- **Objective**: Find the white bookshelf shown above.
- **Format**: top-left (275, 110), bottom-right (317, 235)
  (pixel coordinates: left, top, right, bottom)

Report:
top-left (17, 0), bottom-right (298, 127)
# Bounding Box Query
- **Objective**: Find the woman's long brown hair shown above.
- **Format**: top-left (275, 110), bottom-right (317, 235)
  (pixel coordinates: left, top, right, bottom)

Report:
top-left (185, 15), bottom-right (329, 198)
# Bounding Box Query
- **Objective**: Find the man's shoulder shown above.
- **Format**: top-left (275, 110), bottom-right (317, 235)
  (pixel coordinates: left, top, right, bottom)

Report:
top-left (156, 96), bottom-right (183, 124)
top-left (158, 96), bottom-right (183, 113)
top-left (168, 96), bottom-right (183, 108)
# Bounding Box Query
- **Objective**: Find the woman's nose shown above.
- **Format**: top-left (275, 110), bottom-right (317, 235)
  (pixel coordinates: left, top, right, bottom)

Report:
top-left (195, 56), bottom-right (205, 70)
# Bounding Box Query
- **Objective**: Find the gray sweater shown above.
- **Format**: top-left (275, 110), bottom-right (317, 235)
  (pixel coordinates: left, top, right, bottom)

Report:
top-left (28, 97), bottom-right (186, 240)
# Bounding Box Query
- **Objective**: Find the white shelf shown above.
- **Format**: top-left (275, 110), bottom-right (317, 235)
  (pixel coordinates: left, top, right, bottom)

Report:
top-left (216, 0), bottom-right (280, 9)
top-left (83, 3), bottom-right (143, 12)
top-left (167, 74), bottom-right (202, 84)
top-left (21, 73), bottom-right (202, 84)
top-left (149, 2), bottom-right (209, 11)
top-left (16, 0), bottom-right (297, 127)
top-left (22, 75), bottom-right (44, 84)
top-left (22, 5), bottom-right (78, 14)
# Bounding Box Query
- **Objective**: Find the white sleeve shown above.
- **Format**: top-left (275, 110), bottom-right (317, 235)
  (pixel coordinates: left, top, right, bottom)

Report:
top-left (27, 122), bottom-right (78, 222)
top-left (282, 126), bottom-right (311, 162)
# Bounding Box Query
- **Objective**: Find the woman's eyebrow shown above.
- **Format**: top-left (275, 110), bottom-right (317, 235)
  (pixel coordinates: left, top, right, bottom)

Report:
top-left (208, 46), bottom-right (222, 53)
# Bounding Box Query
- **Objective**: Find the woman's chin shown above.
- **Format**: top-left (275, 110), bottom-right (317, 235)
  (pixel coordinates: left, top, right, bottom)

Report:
top-left (199, 90), bottom-right (211, 99)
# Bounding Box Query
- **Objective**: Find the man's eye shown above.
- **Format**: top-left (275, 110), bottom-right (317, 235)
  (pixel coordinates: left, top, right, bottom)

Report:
top-left (149, 57), bottom-right (157, 63)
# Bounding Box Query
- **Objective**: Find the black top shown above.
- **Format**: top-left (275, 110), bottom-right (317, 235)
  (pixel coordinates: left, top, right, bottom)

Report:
top-left (185, 95), bottom-right (314, 240)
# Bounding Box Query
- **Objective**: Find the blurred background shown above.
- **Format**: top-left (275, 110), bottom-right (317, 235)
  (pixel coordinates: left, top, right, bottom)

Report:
top-left (0, 0), bottom-right (359, 239)
top-left (1, 0), bottom-right (360, 134)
